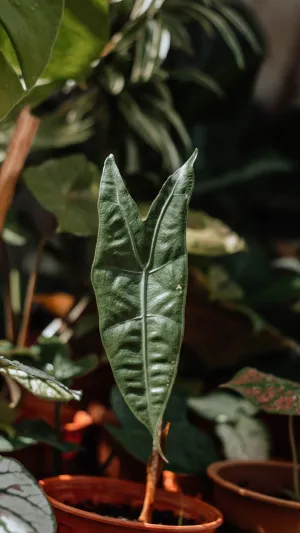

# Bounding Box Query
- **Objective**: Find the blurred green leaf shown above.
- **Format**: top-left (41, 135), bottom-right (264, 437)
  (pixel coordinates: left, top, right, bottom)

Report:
top-left (38, 337), bottom-right (98, 383)
top-left (187, 210), bottom-right (246, 256)
top-left (44, 0), bottom-right (109, 80)
top-left (171, 68), bottom-right (224, 97)
top-left (0, 419), bottom-right (80, 452)
top-left (0, 0), bottom-right (63, 120)
top-left (218, 5), bottom-right (262, 54)
top-left (23, 155), bottom-right (100, 236)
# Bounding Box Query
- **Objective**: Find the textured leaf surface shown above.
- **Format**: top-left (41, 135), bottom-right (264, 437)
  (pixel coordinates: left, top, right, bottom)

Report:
top-left (0, 357), bottom-right (81, 402)
top-left (0, 0), bottom-right (63, 119)
top-left (107, 387), bottom-right (219, 474)
top-left (0, 456), bottom-right (55, 533)
top-left (223, 368), bottom-right (300, 415)
top-left (92, 152), bottom-right (197, 450)
top-left (23, 155), bottom-right (100, 236)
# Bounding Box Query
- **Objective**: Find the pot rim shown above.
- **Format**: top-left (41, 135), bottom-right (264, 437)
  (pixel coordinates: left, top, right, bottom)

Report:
top-left (207, 460), bottom-right (300, 510)
top-left (40, 476), bottom-right (223, 531)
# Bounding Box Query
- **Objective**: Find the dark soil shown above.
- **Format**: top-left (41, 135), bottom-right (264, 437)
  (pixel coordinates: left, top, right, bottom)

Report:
top-left (64, 500), bottom-right (199, 525)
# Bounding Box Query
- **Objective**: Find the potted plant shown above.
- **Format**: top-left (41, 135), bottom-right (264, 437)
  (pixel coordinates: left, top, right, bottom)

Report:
top-left (40, 152), bottom-right (223, 531)
top-left (208, 367), bottom-right (300, 533)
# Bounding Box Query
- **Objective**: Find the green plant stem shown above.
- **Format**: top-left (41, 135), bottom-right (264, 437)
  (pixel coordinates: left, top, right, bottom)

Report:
top-left (288, 415), bottom-right (299, 500)
top-left (17, 235), bottom-right (46, 347)
top-left (53, 403), bottom-right (62, 475)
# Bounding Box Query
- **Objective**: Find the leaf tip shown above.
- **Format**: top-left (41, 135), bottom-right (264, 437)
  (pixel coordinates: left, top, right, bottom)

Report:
top-left (189, 148), bottom-right (198, 166)
top-left (105, 154), bottom-right (116, 165)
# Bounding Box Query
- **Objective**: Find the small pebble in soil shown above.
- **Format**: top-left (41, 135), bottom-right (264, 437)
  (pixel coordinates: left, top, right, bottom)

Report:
top-left (64, 501), bottom-right (200, 526)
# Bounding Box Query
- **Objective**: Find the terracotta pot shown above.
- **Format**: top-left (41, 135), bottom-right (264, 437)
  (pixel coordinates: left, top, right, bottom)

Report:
top-left (40, 476), bottom-right (223, 532)
top-left (207, 460), bottom-right (300, 533)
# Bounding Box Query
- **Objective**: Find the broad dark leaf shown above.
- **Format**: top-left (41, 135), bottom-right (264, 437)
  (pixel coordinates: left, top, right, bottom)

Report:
top-left (23, 155), bottom-right (100, 236)
top-left (92, 152), bottom-right (197, 452)
top-left (0, 356), bottom-right (81, 402)
top-left (0, 456), bottom-right (55, 533)
top-left (107, 387), bottom-right (219, 474)
top-left (0, 419), bottom-right (79, 453)
top-left (223, 368), bottom-right (300, 415)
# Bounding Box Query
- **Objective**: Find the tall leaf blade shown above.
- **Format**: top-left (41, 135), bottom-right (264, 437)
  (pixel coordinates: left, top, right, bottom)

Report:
top-left (92, 152), bottom-right (197, 453)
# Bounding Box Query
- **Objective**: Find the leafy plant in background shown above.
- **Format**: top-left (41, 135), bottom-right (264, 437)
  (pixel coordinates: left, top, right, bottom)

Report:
top-left (92, 0), bottom-right (262, 173)
top-left (188, 390), bottom-right (270, 461)
top-left (224, 368), bottom-right (300, 502)
top-left (106, 386), bottom-right (220, 476)
top-left (92, 151), bottom-right (197, 522)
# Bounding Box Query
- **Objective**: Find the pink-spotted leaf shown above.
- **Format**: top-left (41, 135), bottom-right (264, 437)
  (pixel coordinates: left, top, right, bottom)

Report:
top-left (222, 367), bottom-right (300, 415)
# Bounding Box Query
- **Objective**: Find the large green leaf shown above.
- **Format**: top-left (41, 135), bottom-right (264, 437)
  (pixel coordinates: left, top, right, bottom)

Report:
top-left (0, 456), bottom-right (56, 533)
top-left (0, 0), bottom-right (63, 119)
top-left (44, 0), bottom-right (109, 80)
top-left (92, 152), bottom-right (197, 453)
top-left (0, 356), bottom-right (81, 402)
top-left (107, 387), bottom-right (219, 474)
top-left (23, 155), bottom-right (100, 236)
top-left (223, 368), bottom-right (300, 416)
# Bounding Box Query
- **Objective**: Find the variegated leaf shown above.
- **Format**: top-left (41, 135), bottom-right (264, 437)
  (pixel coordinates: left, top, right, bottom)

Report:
top-left (223, 368), bottom-right (300, 415)
top-left (0, 357), bottom-right (81, 402)
top-left (0, 456), bottom-right (56, 533)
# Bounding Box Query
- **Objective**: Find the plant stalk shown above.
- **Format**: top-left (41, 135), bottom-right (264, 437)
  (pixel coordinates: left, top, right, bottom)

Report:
top-left (288, 415), bottom-right (300, 501)
top-left (0, 107), bottom-right (39, 233)
top-left (0, 240), bottom-right (14, 343)
top-left (138, 422), bottom-right (170, 524)
top-left (17, 235), bottom-right (46, 347)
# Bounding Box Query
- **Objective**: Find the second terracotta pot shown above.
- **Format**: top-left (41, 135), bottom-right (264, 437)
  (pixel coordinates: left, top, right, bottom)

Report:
top-left (40, 476), bottom-right (223, 533)
top-left (207, 460), bottom-right (300, 533)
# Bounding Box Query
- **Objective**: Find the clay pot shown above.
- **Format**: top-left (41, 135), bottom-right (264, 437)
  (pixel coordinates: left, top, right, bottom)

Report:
top-left (40, 476), bottom-right (223, 532)
top-left (207, 460), bottom-right (300, 533)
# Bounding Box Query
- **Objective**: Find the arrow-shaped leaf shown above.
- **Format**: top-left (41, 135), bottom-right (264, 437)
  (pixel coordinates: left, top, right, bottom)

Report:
top-left (0, 357), bottom-right (81, 402)
top-left (92, 151), bottom-right (197, 454)
top-left (223, 367), bottom-right (300, 416)
top-left (0, 456), bottom-right (55, 533)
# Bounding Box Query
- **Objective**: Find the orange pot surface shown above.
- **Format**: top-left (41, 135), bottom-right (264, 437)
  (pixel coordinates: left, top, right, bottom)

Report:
top-left (208, 460), bottom-right (300, 533)
top-left (40, 476), bottom-right (223, 533)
